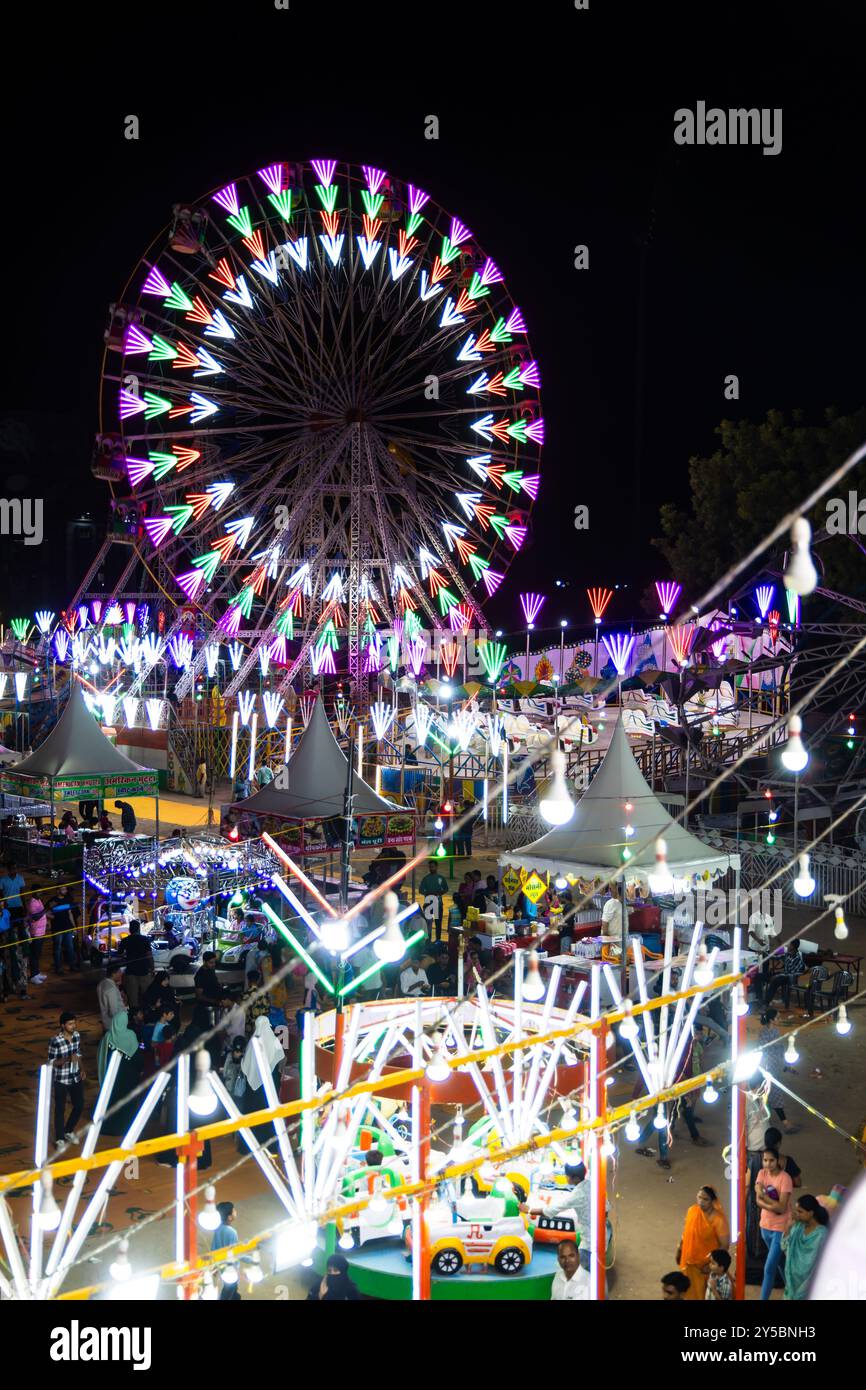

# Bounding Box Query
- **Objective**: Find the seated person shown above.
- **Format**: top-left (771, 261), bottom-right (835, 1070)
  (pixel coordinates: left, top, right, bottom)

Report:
top-left (426, 943), bottom-right (456, 994)
top-left (399, 950), bottom-right (431, 997)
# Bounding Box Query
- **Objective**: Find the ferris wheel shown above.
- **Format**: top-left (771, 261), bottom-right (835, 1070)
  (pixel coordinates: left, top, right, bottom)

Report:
top-left (98, 159), bottom-right (543, 697)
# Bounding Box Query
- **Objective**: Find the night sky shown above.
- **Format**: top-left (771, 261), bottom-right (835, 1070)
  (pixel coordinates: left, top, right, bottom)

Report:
top-left (2, 11), bottom-right (863, 643)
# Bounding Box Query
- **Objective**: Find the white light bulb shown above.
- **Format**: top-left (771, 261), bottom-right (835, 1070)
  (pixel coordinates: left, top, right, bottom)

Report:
top-left (198, 1186), bottom-right (221, 1231)
top-left (836, 1005), bottom-right (852, 1036)
top-left (338, 1230), bottom-right (355, 1251)
top-left (618, 1000), bottom-right (639, 1042)
top-left (781, 714), bottom-right (808, 772)
top-left (275, 1220), bottom-right (319, 1267)
top-left (652, 1104), bottom-right (666, 1131)
top-left (109, 1239), bottom-right (132, 1283)
top-left (784, 1033), bottom-right (799, 1065)
top-left (693, 946), bottom-right (714, 988)
top-left (539, 748), bottom-right (574, 826)
top-left (374, 893), bottom-right (405, 962)
top-left (647, 836), bottom-right (674, 895)
top-left (425, 1033), bottom-right (451, 1082)
top-left (793, 853), bottom-right (815, 898)
top-left (434, 816), bottom-right (444, 832)
top-left (560, 1104), bottom-right (579, 1132)
top-left (783, 517), bottom-right (818, 597)
top-left (221, 1254), bottom-right (239, 1285)
top-left (623, 823), bottom-right (635, 838)
top-left (368, 1179), bottom-right (390, 1216)
top-left (320, 916), bottom-right (350, 953)
top-left (245, 1252), bottom-right (264, 1284)
top-left (555, 874), bottom-right (568, 890)
top-left (834, 906), bottom-right (849, 941)
top-left (600, 1130), bottom-right (616, 1159)
top-left (201, 1270), bottom-right (219, 1300)
top-left (35, 1173), bottom-right (61, 1231)
top-left (702, 1082), bottom-right (719, 1105)
top-left (521, 950), bottom-right (545, 1002)
top-left (733, 1048), bottom-right (763, 1082)
top-left (387, 1215), bottom-right (404, 1237)
top-left (734, 984), bottom-right (750, 1018)
top-left (625, 1113), bottom-right (641, 1142)
top-left (188, 1050), bottom-right (218, 1116)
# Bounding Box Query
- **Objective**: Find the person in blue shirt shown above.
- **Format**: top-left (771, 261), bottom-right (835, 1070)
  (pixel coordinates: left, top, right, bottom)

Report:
top-left (212, 1201), bottom-right (238, 1252)
top-left (0, 862), bottom-right (27, 994)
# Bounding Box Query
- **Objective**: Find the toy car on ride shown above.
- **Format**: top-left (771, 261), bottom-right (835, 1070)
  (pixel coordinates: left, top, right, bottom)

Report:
top-left (406, 1188), bottom-right (533, 1276)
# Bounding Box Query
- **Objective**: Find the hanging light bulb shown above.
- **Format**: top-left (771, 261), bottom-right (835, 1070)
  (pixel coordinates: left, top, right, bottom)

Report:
top-left (624, 801), bottom-right (633, 813)
top-left (783, 516), bottom-right (818, 597)
top-left (425, 1032), bottom-right (451, 1082)
top-left (647, 837), bottom-right (674, 895)
top-left (539, 748), bottom-right (574, 826)
top-left (618, 999), bottom-right (639, 1042)
top-left (733, 1048), bottom-right (763, 1082)
top-left (109, 1238), bottom-right (132, 1283)
top-left (600, 1129), bottom-right (616, 1158)
top-left (34, 1172), bottom-right (61, 1231)
top-left (734, 983), bottom-right (750, 1018)
top-left (693, 945), bottom-right (714, 988)
top-left (784, 1032), bottom-right (800, 1065)
top-left (320, 916), bottom-right (350, 953)
top-left (188, 1050), bottom-right (218, 1116)
top-left (338, 1229), bottom-right (355, 1251)
top-left (387, 1213), bottom-right (404, 1237)
top-left (834, 905), bottom-right (849, 941)
top-left (625, 1112), bottom-right (641, 1142)
top-left (555, 874), bottom-right (568, 890)
top-left (623, 823), bottom-right (635, 838)
top-left (368, 1176), bottom-right (390, 1216)
top-left (560, 1103), bottom-right (579, 1132)
top-left (522, 950), bottom-right (545, 1002)
top-left (793, 853), bottom-right (815, 897)
top-left (781, 713), bottom-right (808, 772)
top-left (374, 893), bottom-right (406, 962)
top-left (434, 815), bottom-right (444, 832)
top-left (245, 1251), bottom-right (264, 1285)
top-left (652, 1104), bottom-right (666, 1131)
top-left (201, 1270), bottom-right (219, 1300)
top-left (221, 1253), bottom-right (239, 1285)
top-left (198, 1185), bottom-right (221, 1231)
top-left (836, 1004), bottom-right (852, 1036)
top-left (702, 1081), bottom-right (719, 1105)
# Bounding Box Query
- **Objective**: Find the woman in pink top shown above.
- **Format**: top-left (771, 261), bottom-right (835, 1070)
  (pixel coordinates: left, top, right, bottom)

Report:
top-left (755, 1146), bottom-right (793, 1300)
top-left (26, 891), bottom-right (49, 983)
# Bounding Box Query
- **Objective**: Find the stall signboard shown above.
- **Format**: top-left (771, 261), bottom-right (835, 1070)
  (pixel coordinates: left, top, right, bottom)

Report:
top-left (521, 871), bottom-right (548, 905)
top-left (2, 770), bottom-right (158, 800)
top-left (501, 867), bottom-right (521, 897)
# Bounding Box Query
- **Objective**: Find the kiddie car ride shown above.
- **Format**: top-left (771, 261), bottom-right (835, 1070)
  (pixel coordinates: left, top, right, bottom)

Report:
top-left (406, 1186), bottom-right (534, 1276)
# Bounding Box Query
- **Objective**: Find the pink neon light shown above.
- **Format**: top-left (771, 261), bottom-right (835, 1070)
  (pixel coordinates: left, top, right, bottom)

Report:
top-left (257, 164), bottom-right (283, 195)
top-left (520, 592), bottom-right (545, 625)
top-left (143, 517), bottom-right (172, 547)
top-left (311, 158), bottom-right (336, 187)
top-left (525, 418), bottom-right (545, 445)
top-left (124, 325), bottom-right (153, 355)
top-left (506, 307), bottom-right (526, 334)
top-left (142, 265), bottom-right (171, 297)
top-left (408, 185), bottom-right (429, 216)
top-left (362, 165), bottom-right (386, 194)
top-left (520, 360), bottom-right (541, 388)
top-left (219, 606), bottom-right (242, 637)
top-left (655, 580), bottom-right (681, 616)
top-left (126, 457), bottom-right (155, 488)
top-left (504, 524), bottom-right (527, 550)
top-left (213, 183), bottom-right (239, 216)
top-left (480, 257), bottom-right (503, 287)
top-left (449, 216), bottom-right (472, 247)
top-left (176, 570), bottom-right (207, 601)
top-left (119, 389), bottom-right (147, 419)
top-left (482, 569), bottom-right (504, 597)
top-left (520, 474), bottom-right (540, 500)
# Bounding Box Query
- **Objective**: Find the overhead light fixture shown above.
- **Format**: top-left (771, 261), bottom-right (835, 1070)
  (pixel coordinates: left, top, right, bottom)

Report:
top-left (188, 1050), bottom-right (217, 1117)
top-left (521, 950), bottom-right (545, 1002)
top-left (539, 748), bottom-right (574, 826)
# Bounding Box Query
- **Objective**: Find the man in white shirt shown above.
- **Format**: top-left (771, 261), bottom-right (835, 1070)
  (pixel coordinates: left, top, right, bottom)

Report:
top-left (550, 1239), bottom-right (590, 1300)
top-left (399, 951), bottom-right (430, 997)
top-left (601, 893), bottom-right (628, 939)
top-left (96, 961), bottom-right (125, 1032)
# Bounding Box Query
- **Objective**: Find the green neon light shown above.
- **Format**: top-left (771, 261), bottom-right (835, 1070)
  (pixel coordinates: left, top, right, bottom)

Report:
top-left (226, 207), bottom-right (253, 238)
top-left (191, 550), bottom-right (220, 583)
top-left (466, 272), bottom-right (490, 301)
top-left (404, 610), bottom-right (422, 638)
top-left (387, 634), bottom-right (400, 672)
top-left (260, 902), bottom-right (336, 995)
top-left (440, 237), bottom-right (461, 266)
top-left (10, 618), bottom-right (30, 641)
top-left (165, 504), bottom-right (193, 535)
top-left (507, 420), bottom-right (529, 443)
top-left (437, 588), bottom-right (458, 614)
top-left (235, 585), bottom-right (254, 619)
top-left (435, 843), bottom-right (447, 859)
top-left (164, 282), bottom-right (194, 312)
top-left (149, 335), bottom-right (177, 362)
top-left (148, 451), bottom-right (178, 480)
top-left (406, 212), bottom-right (424, 237)
top-left (490, 317), bottom-right (512, 345)
top-left (361, 190), bottom-right (384, 219)
top-left (501, 367), bottom-right (524, 391)
top-left (338, 928), bottom-right (426, 998)
top-left (479, 640), bottom-right (508, 682)
top-left (468, 555), bottom-right (490, 583)
top-left (317, 618), bottom-right (339, 651)
top-left (275, 608), bottom-right (294, 638)
top-left (143, 392), bottom-right (172, 420)
top-left (315, 184), bottom-right (339, 214)
top-left (268, 190), bottom-right (293, 221)
top-left (502, 470), bottom-right (524, 491)
top-left (488, 515), bottom-right (508, 540)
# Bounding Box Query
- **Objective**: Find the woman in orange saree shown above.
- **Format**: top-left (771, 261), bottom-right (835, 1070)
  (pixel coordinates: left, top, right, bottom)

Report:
top-left (677, 1185), bottom-right (730, 1299)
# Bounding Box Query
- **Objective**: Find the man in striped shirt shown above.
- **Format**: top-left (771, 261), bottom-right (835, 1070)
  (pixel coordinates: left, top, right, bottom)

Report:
top-left (48, 1011), bottom-right (85, 1144)
top-left (764, 938), bottom-right (805, 1009)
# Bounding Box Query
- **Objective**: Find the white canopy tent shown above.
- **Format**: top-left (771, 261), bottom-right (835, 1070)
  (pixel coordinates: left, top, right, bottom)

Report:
top-left (500, 718), bottom-right (740, 886)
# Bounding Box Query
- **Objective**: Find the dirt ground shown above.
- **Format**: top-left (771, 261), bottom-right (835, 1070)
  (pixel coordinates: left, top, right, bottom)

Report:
top-left (1, 830), bottom-right (863, 1303)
